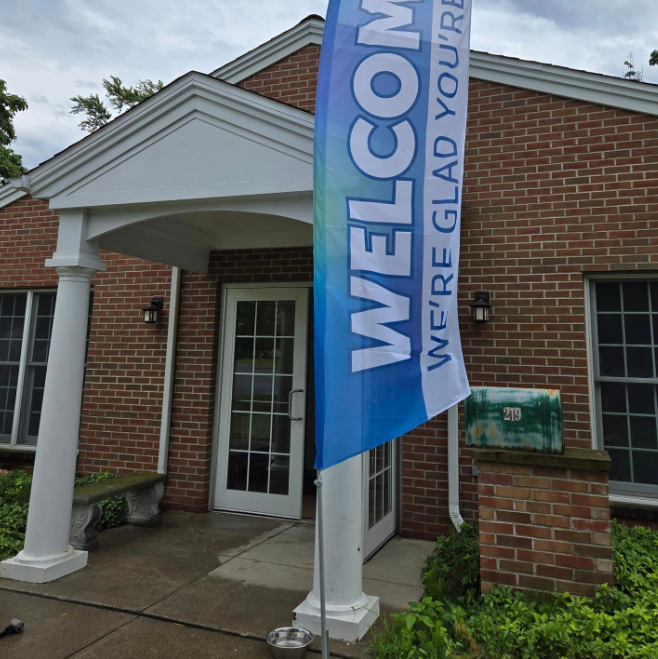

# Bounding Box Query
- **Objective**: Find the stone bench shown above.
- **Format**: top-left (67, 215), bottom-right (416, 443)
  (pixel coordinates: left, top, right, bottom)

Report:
top-left (69, 472), bottom-right (167, 552)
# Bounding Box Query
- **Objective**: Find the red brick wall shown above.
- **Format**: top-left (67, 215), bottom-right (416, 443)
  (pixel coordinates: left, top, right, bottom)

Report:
top-left (477, 458), bottom-right (613, 597)
top-left (238, 44), bottom-right (320, 112)
top-left (234, 46), bottom-right (658, 539)
top-left (3, 47), bottom-right (658, 531)
top-left (0, 198), bottom-right (313, 512)
top-left (0, 196), bottom-right (59, 289)
top-left (401, 82), bottom-right (658, 540)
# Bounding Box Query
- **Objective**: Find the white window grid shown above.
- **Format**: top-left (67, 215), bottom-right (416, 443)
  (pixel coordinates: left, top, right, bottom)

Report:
top-left (589, 277), bottom-right (658, 500)
top-left (0, 289), bottom-right (93, 450)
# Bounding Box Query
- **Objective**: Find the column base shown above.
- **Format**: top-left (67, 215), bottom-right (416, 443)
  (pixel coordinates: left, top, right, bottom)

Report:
top-left (293, 594), bottom-right (380, 643)
top-left (0, 546), bottom-right (87, 584)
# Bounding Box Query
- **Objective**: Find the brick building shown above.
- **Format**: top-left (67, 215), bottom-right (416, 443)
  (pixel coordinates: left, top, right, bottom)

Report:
top-left (1, 15), bottom-right (657, 570)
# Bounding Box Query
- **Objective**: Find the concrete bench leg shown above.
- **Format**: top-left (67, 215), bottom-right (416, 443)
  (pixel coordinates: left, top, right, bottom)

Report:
top-left (125, 482), bottom-right (164, 528)
top-left (70, 502), bottom-right (102, 552)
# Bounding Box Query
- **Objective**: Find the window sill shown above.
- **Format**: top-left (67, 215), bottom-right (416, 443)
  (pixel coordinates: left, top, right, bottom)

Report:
top-left (611, 494), bottom-right (658, 525)
top-left (610, 494), bottom-right (658, 509)
top-left (0, 445), bottom-right (37, 458)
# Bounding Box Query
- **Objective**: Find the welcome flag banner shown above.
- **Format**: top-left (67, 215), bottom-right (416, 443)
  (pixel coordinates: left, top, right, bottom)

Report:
top-left (314, 0), bottom-right (473, 470)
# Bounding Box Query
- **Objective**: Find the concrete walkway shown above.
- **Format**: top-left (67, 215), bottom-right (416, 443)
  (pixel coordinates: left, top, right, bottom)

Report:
top-left (0, 511), bottom-right (434, 658)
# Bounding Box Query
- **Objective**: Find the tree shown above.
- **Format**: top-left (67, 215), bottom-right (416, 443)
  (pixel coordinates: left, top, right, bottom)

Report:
top-left (71, 76), bottom-right (164, 133)
top-left (623, 53), bottom-right (643, 82)
top-left (0, 79), bottom-right (28, 183)
top-left (651, 50), bottom-right (658, 67)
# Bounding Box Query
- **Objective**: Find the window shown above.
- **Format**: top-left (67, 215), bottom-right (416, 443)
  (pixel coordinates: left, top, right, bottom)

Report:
top-left (0, 291), bottom-right (92, 449)
top-left (591, 280), bottom-right (658, 499)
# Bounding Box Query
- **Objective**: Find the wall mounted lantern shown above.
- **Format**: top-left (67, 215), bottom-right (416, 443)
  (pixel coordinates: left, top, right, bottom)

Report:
top-left (142, 297), bottom-right (164, 324)
top-left (471, 291), bottom-right (491, 324)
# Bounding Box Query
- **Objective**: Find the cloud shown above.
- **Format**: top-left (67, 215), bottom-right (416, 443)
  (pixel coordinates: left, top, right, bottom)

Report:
top-left (474, 0), bottom-right (658, 81)
top-left (2, 0), bottom-right (657, 169)
top-left (478, 0), bottom-right (656, 35)
top-left (75, 81), bottom-right (100, 90)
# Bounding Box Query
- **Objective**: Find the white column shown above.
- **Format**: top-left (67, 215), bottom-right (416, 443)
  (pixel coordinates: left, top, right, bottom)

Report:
top-left (1, 230), bottom-right (105, 582)
top-left (293, 456), bottom-right (379, 642)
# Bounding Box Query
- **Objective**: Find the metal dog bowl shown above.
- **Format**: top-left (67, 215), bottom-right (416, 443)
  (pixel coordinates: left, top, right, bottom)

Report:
top-left (267, 627), bottom-right (314, 659)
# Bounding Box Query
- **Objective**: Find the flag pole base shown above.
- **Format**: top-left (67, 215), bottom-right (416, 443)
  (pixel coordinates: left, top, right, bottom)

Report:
top-left (293, 594), bottom-right (379, 643)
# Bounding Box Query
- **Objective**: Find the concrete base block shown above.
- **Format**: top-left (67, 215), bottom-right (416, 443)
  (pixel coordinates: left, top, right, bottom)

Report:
top-left (293, 594), bottom-right (379, 643)
top-left (0, 546), bottom-right (88, 584)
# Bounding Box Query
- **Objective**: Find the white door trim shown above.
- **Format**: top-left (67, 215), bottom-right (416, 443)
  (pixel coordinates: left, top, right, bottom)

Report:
top-left (211, 285), bottom-right (309, 517)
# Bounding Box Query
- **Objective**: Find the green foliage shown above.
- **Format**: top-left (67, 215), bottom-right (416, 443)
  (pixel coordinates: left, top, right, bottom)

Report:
top-left (69, 93), bottom-right (112, 133)
top-left (371, 598), bottom-right (451, 659)
top-left (372, 522), bottom-right (658, 659)
top-left (650, 50), bottom-right (658, 67)
top-left (0, 79), bottom-right (28, 182)
top-left (70, 76), bottom-right (164, 133)
top-left (623, 53), bottom-right (644, 82)
top-left (423, 523), bottom-right (480, 604)
top-left (0, 470), bottom-right (128, 560)
top-left (0, 470), bottom-right (31, 560)
top-left (102, 76), bottom-right (164, 111)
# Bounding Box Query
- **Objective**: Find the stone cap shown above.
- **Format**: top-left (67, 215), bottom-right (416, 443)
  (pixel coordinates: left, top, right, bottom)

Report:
top-left (73, 472), bottom-right (167, 504)
top-left (471, 447), bottom-right (611, 472)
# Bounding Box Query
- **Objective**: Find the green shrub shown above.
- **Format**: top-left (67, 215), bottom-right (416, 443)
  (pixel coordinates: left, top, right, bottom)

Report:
top-left (0, 470), bottom-right (31, 560)
top-left (371, 598), bottom-right (451, 659)
top-left (423, 523), bottom-right (480, 604)
top-left (372, 522), bottom-right (658, 659)
top-left (0, 469), bottom-right (128, 560)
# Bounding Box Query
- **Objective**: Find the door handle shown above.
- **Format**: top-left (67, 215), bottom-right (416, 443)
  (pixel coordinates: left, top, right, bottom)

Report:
top-left (288, 389), bottom-right (304, 421)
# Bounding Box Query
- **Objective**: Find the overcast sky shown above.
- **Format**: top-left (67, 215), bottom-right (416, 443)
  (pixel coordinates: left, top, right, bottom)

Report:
top-left (2, 0), bottom-right (657, 170)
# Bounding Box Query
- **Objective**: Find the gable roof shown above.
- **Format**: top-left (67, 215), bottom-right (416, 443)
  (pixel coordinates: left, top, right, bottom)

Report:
top-left (212, 14), bottom-right (658, 118)
top-left (3, 71), bottom-right (313, 213)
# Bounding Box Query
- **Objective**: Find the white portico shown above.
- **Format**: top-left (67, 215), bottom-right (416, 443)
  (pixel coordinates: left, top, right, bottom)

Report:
top-left (0, 71), bottom-right (380, 641)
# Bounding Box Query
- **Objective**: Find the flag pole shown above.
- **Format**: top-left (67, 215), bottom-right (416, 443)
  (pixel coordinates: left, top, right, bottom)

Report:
top-left (315, 471), bottom-right (330, 659)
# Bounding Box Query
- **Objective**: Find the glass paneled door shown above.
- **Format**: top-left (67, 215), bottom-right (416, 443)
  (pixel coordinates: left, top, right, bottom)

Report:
top-left (214, 287), bottom-right (309, 518)
top-left (363, 440), bottom-right (398, 559)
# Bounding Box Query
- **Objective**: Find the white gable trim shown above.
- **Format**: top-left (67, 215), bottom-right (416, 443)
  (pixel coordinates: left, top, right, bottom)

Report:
top-left (0, 185), bottom-right (27, 210)
top-left (10, 72), bottom-right (314, 212)
top-left (211, 16), bottom-right (324, 83)
top-left (212, 18), bottom-right (658, 119)
top-left (471, 52), bottom-right (658, 118)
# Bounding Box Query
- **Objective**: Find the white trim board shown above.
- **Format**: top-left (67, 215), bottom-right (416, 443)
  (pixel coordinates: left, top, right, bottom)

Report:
top-left (213, 16), bottom-right (658, 119)
top-left (0, 185), bottom-right (27, 210)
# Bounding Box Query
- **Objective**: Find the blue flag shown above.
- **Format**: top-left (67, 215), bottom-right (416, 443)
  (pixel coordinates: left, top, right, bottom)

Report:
top-left (314, 0), bottom-right (473, 470)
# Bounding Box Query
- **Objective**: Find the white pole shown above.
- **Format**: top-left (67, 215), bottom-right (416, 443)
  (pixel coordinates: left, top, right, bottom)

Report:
top-left (1, 266), bottom-right (97, 583)
top-left (315, 472), bottom-right (330, 659)
top-left (293, 456), bottom-right (379, 642)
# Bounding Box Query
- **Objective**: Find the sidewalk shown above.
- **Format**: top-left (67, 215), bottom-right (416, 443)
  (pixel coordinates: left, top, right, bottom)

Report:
top-left (0, 511), bottom-right (433, 658)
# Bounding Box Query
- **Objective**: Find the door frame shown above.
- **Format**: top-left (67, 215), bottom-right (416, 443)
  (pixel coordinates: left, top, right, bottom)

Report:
top-left (209, 282), bottom-right (313, 513)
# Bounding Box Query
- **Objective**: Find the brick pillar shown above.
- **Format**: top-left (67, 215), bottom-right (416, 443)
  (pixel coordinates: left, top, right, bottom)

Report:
top-left (473, 448), bottom-right (613, 598)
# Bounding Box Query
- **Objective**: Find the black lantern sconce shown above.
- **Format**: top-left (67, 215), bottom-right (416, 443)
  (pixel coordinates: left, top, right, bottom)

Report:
top-left (142, 297), bottom-right (164, 324)
top-left (471, 291), bottom-right (491, 324)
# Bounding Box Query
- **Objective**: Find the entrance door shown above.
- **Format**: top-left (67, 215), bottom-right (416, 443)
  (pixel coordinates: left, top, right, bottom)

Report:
top-left (214, 287), bottom-right (309, 518)
top-left (363, 439), bottom-right (398, 559)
